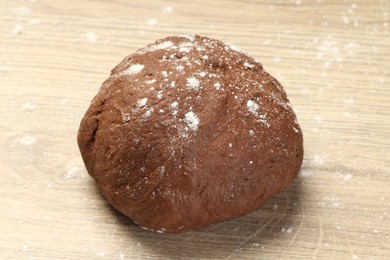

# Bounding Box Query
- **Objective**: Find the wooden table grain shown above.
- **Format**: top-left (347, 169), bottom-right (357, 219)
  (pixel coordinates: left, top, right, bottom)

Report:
top-left (1, 0), bottom-right (389, 259)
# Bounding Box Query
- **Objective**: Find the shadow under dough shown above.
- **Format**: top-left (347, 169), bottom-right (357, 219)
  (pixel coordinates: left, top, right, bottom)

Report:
top-left (104, 179), bottom-right (304, 259)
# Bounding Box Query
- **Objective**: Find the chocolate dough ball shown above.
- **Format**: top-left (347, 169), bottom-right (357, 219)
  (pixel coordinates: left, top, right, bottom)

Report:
top-left (77, 34), bottom-right (303, 233)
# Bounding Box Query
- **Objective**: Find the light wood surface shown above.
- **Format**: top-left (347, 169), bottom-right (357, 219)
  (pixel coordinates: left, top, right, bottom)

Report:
top-left (1, 0), bottom-right (389, 259)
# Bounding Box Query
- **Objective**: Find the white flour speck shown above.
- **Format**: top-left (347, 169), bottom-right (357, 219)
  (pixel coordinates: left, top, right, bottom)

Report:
top-left (225, 42), bottom-right (244, 53)
top-left (15, 7), bottom-right (31, 16)
top-left (313, 154), bottom-right (325, 166)
top-left (144, 108), bottom-right (154, 118)
top-left (179, 47), bottom-right (191, 52)
top-left (157, 90), bottom-right (163, 100)
top-left (213, 82), bottom-right (221, 90)
top-left (170, 101), bottom-right (179, 116)
top-left (13, 25), bottom-right (23, 35)
top-left (19, 136), bottom-right (38, 146)
top-left (179, 34), bottom-right (195, 41)
top-left (244, 61), bottom-right (255, 69)
top-left (282, 227), bottom-right (293, 233)
top-left (176, 65), bottom-right (184, 71)
top-left (247, 100), bottom-right (260, 115)
top-left (142, 41), bottom-right (174, 53)
top-left (28, 18), bottom-right (41, 26)
top-left (170, 81), bottom-right (176, 88)
top-left (162, 6), bottom-right (174, 14)
top-left (273, 57), bottom-right (282, 63)
top-left (185, 111), bottom-right (200, 131)
top-left (202, 55), bottom-right (209, 61)
top-left (96, 252), bottom-right (106, 257)
top-left (65, 166), bottom-right (83, 180)
top-left (186, 77), bottom-right (200, 90)
top-left (343, 112), bottom-right (351, 118)
top-left (343, 98), bottom-right (354, 105)
top-left (299, 169), bottom-right (313, 177)
top-left (0, 66), bottom-right (12, 73)
top-left (124, 64), bottom-right (144, 76)
top-left (147, 18), bottom-right (159, 26)
top-left (83, 32), bottom-right (97, 44)
top-left (146, 79), bottom-right (156, 84)
top-left (247, 100), bottom-right (269, 126)
top-left (137, 98), bottom-right (148, 107)
top-left (343, 173), bottom-right (352, 181)
top-left (21, 103), bottom-right (36, 111)
top-left (199, 71), bottom-right (206, 77)
top-left (249, 130), bottom-right (255, 136)
top-left (162, 71), bottom-right (168, 77)
top-left (229, 143), bottom-right (233, 148)
top-left (159, 166), bottom-right (166, 175)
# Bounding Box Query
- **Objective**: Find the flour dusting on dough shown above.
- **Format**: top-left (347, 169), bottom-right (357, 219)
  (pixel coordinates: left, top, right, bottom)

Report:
top-left (124, 64), bottom-right (144, 76)
top-left (185, 111), bottom-right (199, 131)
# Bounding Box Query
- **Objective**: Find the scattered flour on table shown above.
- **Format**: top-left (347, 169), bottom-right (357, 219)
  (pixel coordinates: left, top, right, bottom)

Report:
top-left (21, 103), bottom-right (36, 111)
top-left (84, 32), bottom-right (98, 44)
top-left (96, 252), bottom-right (106, 257)
top-left (0, 66), bottom-right (12, 73)
top-left (299, 169), bottom-right (313, 177)
top-left (343, 98), bottom-right (354, 105)
top-left (19, 136), bottom-right (38, 147)
top-left (64, 165), bottom-right (86, 180)
top-left (313, 154), bottom-right (325, 166)
top-left (315, 115), bottom-right (322, 123)
top-left (282, 227), bottom-right (293, 233)
top-left (321, 195), bottom-right (341, 208)
top-left (28, 18), bottom-right (41, 26)
top-left (343, 173), bottom-right (353, 181)
top-left (60, 99), bottom-right (68, 105)
top-left (161, 6), bottom-right (174, 14)
top-left (343, 111), bottom-right (351, 118)
top-left (273, 57), bottom-right (282, 63)
top-left (147, 18), bottom-right (159, 26)
top-left (14, 7), bottom-right (31, 16)
top-left (13, 25), bottom-right (23, 35)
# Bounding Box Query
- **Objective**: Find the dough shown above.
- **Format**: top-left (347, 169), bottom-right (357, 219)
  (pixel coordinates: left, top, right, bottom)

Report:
top-left (77, 34), bottom-right (303, 233)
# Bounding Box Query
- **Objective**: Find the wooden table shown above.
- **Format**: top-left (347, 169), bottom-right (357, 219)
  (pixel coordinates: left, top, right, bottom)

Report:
top-left (1, 0), bottom-right (389, 259)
